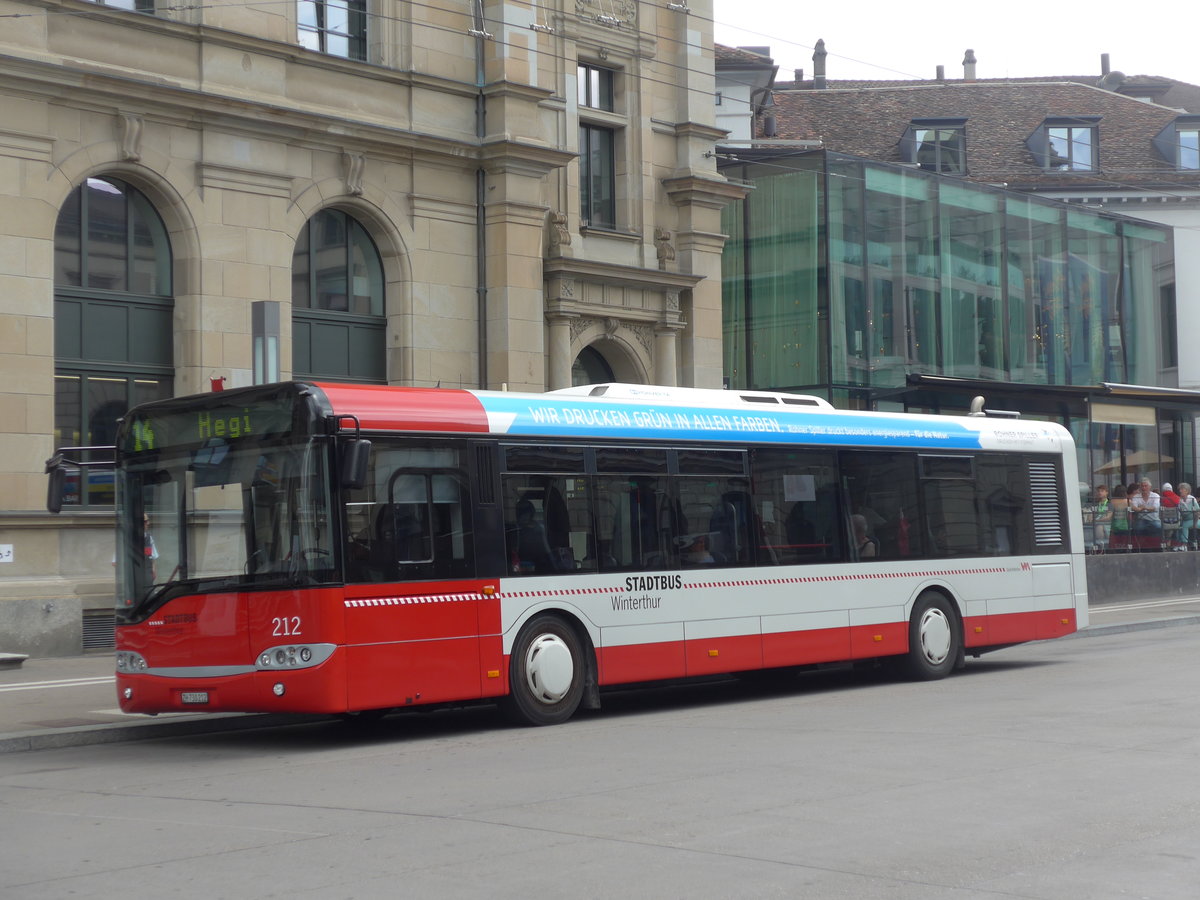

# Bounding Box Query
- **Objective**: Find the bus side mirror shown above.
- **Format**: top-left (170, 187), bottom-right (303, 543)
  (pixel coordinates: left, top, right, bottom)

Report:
top-left (45, 455), bottom-right (65, 514)
top-left (341, 439), bottom-right (371, 490)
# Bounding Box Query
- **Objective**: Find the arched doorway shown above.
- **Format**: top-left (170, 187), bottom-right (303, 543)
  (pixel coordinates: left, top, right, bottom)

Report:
top-left (572, 345), bottom-right (616, 386)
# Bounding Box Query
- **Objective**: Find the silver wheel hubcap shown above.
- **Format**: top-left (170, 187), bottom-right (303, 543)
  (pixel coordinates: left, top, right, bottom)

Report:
top-left (919, 608), bottom-right (952, 666)
top-left (524, 633), bottom-right (574, 704)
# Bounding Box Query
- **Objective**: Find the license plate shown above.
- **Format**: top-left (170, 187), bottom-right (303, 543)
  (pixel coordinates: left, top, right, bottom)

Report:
top-left (180, 691), bottom-right (209, 705)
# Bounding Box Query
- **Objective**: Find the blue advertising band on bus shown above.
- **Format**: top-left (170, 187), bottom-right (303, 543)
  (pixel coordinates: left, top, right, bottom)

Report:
top-left (477, 393), bottom-right (986, 449)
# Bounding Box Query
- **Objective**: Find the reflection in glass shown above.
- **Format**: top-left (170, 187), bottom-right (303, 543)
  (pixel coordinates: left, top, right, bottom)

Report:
top-left (722, 153), bottom-right (1171, 400)
top-left (916, 128), bottom-right (965, 174)
top-left (580, 124), bottom-right (615, 229)
top-left (55, 190), bottom-right (82, 286)
top-left (297, 0), bottom-right (366, 60)
top-left (117, 440), bottom-right (335, 617)
top-left (1181, 130), bottom-right (1200, 169)
top-left (55, 176), bottom-right (172, 296)
top-left (293, 210), bottom-right (383, 315)
top-left (1048, 126), bottom-right (1094, 171)
top-left (87, 178), bottom-right (128, 292)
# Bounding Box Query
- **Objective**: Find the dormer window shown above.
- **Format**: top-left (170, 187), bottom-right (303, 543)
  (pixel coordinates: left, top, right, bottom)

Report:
top-left (1027, 117), bottom-right (1101, 172)
top-left (900, 119), bottom-right (966, 174)
top-left (1048, 126), bottom-right (1094, 170)
top-left (1153, 117), bottom-right (1200, 170)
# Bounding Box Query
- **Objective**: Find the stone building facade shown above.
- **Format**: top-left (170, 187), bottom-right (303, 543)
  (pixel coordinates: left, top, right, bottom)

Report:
top-left (0, 0), bottom-right (742, 654)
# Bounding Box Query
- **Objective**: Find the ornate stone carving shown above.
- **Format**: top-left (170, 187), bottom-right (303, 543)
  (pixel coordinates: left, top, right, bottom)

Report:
top-left (627, 322), bottom-right (654, 355)
top-left (665, 290), bottom-right (680, 312)
top-left (654, 227), bottom-right (676, 270)
top-left (576, 0), bottom-right (637, 26)
top-left (570, 316), bottom-right (592, 342)
top-left (119, 114), bottom-right (143, 162)
top-left (343, 152), bottom-right (365, 196)
top-left (547, 210), bottom-right (571, 256)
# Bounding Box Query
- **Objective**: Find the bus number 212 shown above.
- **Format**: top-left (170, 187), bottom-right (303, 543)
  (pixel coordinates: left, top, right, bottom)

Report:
top-left (272, 616), bottom-right (302, 636)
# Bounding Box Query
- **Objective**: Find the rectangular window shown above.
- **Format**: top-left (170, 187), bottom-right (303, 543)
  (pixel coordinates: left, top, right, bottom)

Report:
top-left (53, 373), bottom-right (170, 508)
top-left (505, 445), bottom-right (587, 473)
top-left (578, 64), bottom-right (615, 111)
top-left (750, 449), bottom-right (842, 565)
top-left (83, 0), bottom-right (157, 10)
top-left (580, 124), bottom-right (616, 229)
top-left (594, 474), bottom-right (678, 571)
top-left (1161, 283), bottom-right (1178, 368)
top-left (578, 62), bottom-right (620, 230)
top-left (1047, 126), bottom-right (1095, 171)
top-left (677, 474), bottom-right (753, 567)
top-left (298, 0), bottom-right (367, 61)
top-left (1179, 129), bottom-right (1200, 170)
top-left (840, 451), bottom-right (923, 560)
top-left (503, 474), bottom-right (589, 574)
top-left (343, 443), bottom-right (474, 582)
top-left (915, 128), bottom-right (965, 174)
top-left (596, 447), bottom-right (668, 473)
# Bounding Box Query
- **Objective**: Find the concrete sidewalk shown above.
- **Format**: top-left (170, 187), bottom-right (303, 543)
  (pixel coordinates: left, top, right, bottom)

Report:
top-left (2, 597), bottom-right (1198, 754)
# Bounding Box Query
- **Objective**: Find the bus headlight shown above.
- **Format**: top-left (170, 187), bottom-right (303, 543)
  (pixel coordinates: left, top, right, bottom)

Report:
top-left (254, 643), bottom-right (336, 671)
top-left (116, 651), bottom-right (149, 673)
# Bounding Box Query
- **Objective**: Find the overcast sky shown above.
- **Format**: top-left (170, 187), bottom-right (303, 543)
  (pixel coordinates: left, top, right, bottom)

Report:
top-left (713, 1), bottom-right (1200, 88)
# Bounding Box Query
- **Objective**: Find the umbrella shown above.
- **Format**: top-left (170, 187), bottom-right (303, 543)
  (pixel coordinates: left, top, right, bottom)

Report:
top-left (1094, 450), bottom-right (1173, 475)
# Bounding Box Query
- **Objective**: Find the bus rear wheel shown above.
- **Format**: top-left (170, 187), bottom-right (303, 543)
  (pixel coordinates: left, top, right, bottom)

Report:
top-left (902, 592), bottom-right (960, 680)
top-left (503, 614), bottom-right (584, 726)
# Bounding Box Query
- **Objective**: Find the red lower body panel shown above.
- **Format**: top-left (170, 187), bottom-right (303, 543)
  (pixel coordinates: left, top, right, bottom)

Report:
top-left (964, 608), bottom-right (1077, 648)
top-left (595, 608), bottom-right (1075, 688)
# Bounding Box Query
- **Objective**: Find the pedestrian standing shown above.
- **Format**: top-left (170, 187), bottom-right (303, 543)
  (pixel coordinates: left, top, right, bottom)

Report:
top-left (1091, 485), bottom-right (1111, 553)
top-left (1176, 483), bottom-right (1198, 550)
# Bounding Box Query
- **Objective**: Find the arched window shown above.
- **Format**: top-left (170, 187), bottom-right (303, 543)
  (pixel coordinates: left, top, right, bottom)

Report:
top-left (292, 209), bottom-right (385, 383)
top-left (572, 345), bottom-right (615, 386)
top-left (54, 176), bottom-right (173, 507)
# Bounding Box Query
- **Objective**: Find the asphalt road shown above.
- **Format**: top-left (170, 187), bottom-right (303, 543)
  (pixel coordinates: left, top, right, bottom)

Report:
top-left (1, 621), bottom-right (1198, 899)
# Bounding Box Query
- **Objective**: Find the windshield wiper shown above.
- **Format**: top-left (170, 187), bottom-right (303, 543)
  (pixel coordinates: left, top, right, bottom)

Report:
top-left (142, 563), bottom-right (183, 609)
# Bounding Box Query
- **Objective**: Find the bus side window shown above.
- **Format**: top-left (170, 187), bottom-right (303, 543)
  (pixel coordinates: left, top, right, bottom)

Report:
top-left (750, 448), bottom-right (841, 564)
top-left (501, 476), bottom-right (584, 575)
top-left (593, 475), bottom-right (677, 571)
top-left (838, 451), bottom-right (922, 560)
top-left (343, 442), bottom-right (476, 582)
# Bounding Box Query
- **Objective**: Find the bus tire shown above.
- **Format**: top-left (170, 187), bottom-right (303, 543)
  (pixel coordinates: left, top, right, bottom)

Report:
top-left (902, 592), bottom-right (960, 681)
top-left (503, 614), bottom-right (585, 726)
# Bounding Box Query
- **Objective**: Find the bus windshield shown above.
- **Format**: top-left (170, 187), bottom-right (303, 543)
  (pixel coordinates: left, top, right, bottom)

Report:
top-left (115, 437), bottom-right (335, 621)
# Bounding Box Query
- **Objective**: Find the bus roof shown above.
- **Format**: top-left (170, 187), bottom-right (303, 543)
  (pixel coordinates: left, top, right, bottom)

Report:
top-left (548, 383), bottom-right (833, 409)
top-left (313, 382), bottom-right (1072, 456)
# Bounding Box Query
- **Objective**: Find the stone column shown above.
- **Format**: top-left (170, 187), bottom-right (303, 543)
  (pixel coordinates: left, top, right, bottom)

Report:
top-left (655, 322), bottom-right (684, 386)
top-left (546, 310), bottom-right (578, 390)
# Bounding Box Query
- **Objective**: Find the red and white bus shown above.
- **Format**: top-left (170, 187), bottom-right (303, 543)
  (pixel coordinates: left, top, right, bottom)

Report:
top-left (93, 381), bottom-right (1086, 725)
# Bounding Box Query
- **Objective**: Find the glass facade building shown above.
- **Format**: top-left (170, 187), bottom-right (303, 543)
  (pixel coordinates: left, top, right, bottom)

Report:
top-left (721, 151), bottom-right (1191, 496)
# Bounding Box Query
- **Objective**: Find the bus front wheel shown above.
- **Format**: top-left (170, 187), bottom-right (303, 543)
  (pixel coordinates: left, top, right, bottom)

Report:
top-left (503, 615), bottom-right (584, 726)
top-left (902, 592), bottom-right (961, 681)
